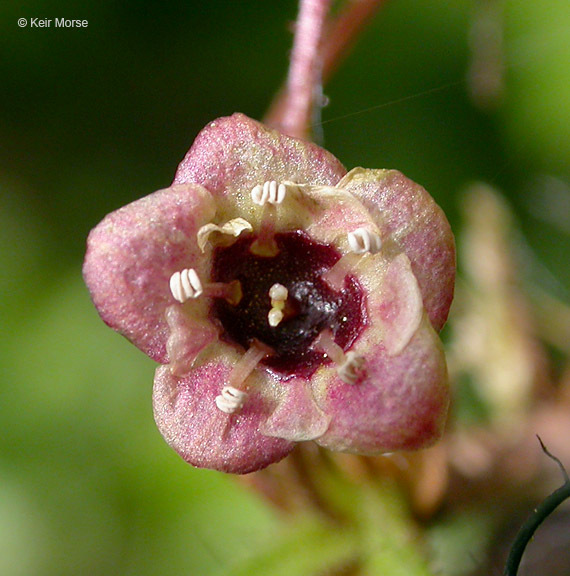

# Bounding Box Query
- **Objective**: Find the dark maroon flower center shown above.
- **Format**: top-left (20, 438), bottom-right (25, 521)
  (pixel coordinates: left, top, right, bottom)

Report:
top-left (211, 231), bottom-right (366, 378)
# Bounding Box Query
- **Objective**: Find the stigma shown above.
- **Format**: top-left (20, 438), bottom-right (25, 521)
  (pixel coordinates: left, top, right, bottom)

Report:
top-left (268, 283), bottom-right (288, 327)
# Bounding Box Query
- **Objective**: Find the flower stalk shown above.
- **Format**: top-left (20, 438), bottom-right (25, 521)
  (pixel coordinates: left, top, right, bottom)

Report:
top-left (271, 0), bottom-right (332, 139)
top-left (266, 0), bottom-right (389, 138)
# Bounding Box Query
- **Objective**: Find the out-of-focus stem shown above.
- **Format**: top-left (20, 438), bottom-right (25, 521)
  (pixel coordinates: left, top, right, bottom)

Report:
top-left (322, 0), bottom-right (388, 84)
top-left (265, 0), bottom-right (388, 140)
top-left (467, 0), bottom-right (505, 110)
top-left (266, 0), bottom-right (331, 139)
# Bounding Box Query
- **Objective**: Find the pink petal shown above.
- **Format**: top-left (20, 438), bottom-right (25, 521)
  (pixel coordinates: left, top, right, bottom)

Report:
top-left (261, 378), bottom-right (331, 441)
top-left (359, 253), bottom-right (423, 356)
top-left (339, 168), bottom-right (455, 331)
top-left (314, 318), bottom-right (449, 454)
top-left (83, 184), bottom-right (215, 363)
top-left (153, 362), bottom-right (294, 474)
top-left (173, 113), bottom-right (347, 196)
top-left (165, 305), bottom-right (218, 376)
top-left (303, 184), bottom-right (379, 247)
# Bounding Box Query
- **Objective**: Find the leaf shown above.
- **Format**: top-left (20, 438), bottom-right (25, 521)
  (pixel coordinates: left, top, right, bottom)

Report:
top-left (358, 482), bottom-right (433, 576)
top-left (226, 517), bottom-right (359, 576)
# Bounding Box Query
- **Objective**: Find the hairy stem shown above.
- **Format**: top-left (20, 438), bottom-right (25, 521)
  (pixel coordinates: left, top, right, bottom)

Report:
top-left (265, 0), bottom-right (387, 140)
top-left (266, 0), bottom-right (332, 139)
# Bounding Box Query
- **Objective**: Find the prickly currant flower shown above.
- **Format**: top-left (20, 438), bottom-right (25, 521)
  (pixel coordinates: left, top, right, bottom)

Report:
top-left (84, 113), bottom-right (455, 474)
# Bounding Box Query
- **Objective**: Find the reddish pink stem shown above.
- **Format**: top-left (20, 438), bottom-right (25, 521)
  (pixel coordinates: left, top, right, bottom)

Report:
top-left (265, 0), bottom-right (387, 141)
top-left (271, 0), bottom-right (332, 139)
top-left (322, 0), bottom-right (389, 83)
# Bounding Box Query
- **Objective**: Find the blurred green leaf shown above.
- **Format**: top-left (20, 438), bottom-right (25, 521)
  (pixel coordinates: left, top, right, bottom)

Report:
top-left (1, 272), bottom-right (282, 576)
top-left (359, 483), bottom-right (433, 576)
top-left (427, 509), bottom-right (496, 576)
top-left (227, 516), bottom-right (359, 576)
top-left (504, 0), bottom-right (570, 176)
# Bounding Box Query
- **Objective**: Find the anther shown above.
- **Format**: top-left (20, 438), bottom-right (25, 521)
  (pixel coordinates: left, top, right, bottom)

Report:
top-left (268, 309), bottom-right (284, 327)
top-left (251, 181), bottom-right (287, 206)
top-left (215, 386), bottom-right (247, 414)
top-left (215, 340), bottom-right (273, 414)
top-left (313, 330), bottom-right (365, 385)
top-left (323, 228), bottom-right (382, 289)
top-left (170, 268), bottom-right (202, 302)
top-left (269, 283), bottom-right (288, 301)
top-left (250, 181), bottom-right (293, 256)
top-left (251, 184), bottom-right (267, 205)
top-left (170, 269), bottom-right (242, 305)
top-left (347, 228), bottom-right (382, 254)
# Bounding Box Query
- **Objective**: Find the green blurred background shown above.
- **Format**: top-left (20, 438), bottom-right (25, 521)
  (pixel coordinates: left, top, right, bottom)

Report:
top-left (1, 0), bottom-right (569, 574)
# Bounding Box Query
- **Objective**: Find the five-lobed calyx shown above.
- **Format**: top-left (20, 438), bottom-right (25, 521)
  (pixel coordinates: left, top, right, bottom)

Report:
top-left (83, 113), bottom-right (455, 474)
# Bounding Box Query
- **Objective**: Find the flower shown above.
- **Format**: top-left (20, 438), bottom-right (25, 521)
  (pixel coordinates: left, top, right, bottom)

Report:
top-left (83, 113), bottom-right (455, 474)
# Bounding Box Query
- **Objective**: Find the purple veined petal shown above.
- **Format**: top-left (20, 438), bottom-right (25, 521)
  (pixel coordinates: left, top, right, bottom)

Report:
top-left (313, 317), bottom-right (449, 454)
top-left (260, 377), bottom-right (331, 442)
top-left (173, 113), bottom-right (347, 198)
top-left (83, 183), bottom-right (216, 364)
top-left (153, 356), bottom-right (295, 474)
top-left (339, 168), bottom-right (456, 332)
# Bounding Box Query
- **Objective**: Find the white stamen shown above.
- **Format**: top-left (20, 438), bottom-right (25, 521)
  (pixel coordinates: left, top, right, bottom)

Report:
top-left (313, 330), bottom-right (366, 385)
top-left (268, 308), bottom-right (284, 327)
top-left (170, 268), bottom-right (203, 303)
top-left (251, 184), bottom-right (268, 205)
top-left (269, 283), bottom-right (288, 301)
top-left (322, 229), bottom-right (381, 290)
top-left (251, 181), bottom-right (289, 206)
top-left (214, 341), bottom-right (272, 414)
top-left (337, 352), bottom-right (366, 385)
top-left (215, 386), bottom-right (248, 414)
top-left (348, 228), bottom-right (382, 254)
top-left (170, 269), bottom-right (242, 305)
